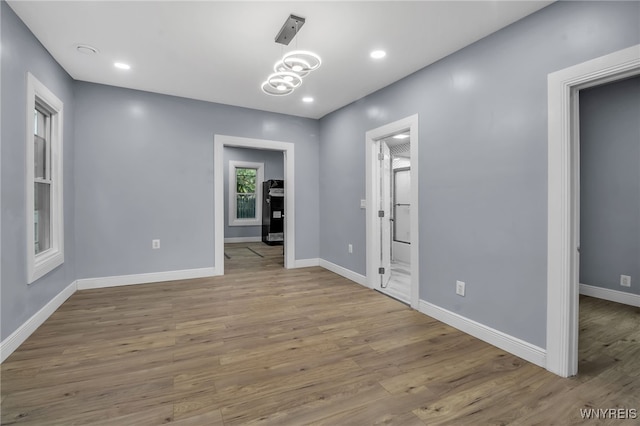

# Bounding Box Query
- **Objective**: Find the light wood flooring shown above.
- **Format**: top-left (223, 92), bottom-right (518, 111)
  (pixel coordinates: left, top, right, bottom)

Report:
top-left (1, 243), bottom-right (639, 425)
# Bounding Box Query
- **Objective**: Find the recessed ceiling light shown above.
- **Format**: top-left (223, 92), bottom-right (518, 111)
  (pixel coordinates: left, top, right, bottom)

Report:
top-left (114, 62), bottom-right (131, 70)
top-left (370, 50), bottom-right (386, 59)
top-left (76, 44), bottom-right (98, 55)
top-left (393, 133), bottom-right (410, 140)
top-left (302, 97), bottom-right (314, 103)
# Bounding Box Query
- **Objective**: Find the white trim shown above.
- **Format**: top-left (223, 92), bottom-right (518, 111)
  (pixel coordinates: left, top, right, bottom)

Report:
top-left (215, 135), bottom-right (295, 275)
top-left (365, 114), bottom-right (420, 308)
top-left (228, 160), bottom-right (264, 227)
top-left (76, 267), bottom-right (217, 290)
top-left (1, 281), bottom-right (77, 363)
top-left (419, 300), bottom-right (546, 369)
top-left (26, 73), bottom-right (65, 284)
top-left (547, 45), bottom-right (640, 378)
top-left (293, 258), bottom-right (320, 268)
top-left (224, 236), bottom-right (262, 243)
top-left (319, 259), bottom-right (367, 287)
top-left (580, 284), bottom-right (640, 308)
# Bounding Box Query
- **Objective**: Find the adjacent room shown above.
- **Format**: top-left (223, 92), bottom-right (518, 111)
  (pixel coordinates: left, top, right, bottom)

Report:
top-left (1, 1), bottom-right (639, 424)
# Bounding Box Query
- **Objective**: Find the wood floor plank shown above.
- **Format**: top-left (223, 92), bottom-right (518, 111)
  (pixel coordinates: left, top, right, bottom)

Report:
top-left (1, 243), bottom-right (638, 425)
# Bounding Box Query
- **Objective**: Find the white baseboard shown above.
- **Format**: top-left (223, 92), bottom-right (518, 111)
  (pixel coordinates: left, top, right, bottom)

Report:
top-left (293, 258), bottom-right (320, 268)
top-left (319, 259), bottom-right (367, 287)
top-left (224, 237), bottom-right (261, 243)
top-left (418, 300), bottom-right (546, 369)
top-left (1, 280), bottom-right (77, 363)
top-left (580, 283), bottom-right (640, 307)
top-left (77, 267), bottom-right (217, 290)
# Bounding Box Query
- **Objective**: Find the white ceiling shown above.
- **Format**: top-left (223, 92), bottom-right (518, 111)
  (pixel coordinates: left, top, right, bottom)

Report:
top-left (8, 1), bottom-right (553, 119)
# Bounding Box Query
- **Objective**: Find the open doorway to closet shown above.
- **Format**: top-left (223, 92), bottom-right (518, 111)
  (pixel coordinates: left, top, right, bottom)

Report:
top-left (366, 114), bottom-right (420, 309)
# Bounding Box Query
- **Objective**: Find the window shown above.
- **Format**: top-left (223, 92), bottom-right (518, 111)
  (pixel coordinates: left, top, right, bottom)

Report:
top-left (26, 73), bottom-right (64, 283)
top-left (228, 161), bottom-right (264, 226)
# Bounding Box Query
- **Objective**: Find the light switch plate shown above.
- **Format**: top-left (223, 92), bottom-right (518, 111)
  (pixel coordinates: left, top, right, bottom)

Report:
top-left (360, 199), bottom-right (366, 209)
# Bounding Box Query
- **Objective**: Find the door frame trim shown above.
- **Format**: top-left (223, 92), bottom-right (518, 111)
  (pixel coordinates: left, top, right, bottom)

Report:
top-left (365, 114), bottom-right (419, 309)
top-left (546, 44), bottom-right (640, 377)
top-left (214, 135), bottom-right (295, 275)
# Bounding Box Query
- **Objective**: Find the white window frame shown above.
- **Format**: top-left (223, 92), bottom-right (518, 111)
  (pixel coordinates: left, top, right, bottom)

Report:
top-left (26, 73), bottom-right (64, 284)
top-left (228, 160), bottom-right (264, 226)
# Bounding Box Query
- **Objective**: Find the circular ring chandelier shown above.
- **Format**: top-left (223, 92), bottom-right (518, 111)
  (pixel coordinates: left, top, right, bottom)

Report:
top-left (260, 15), bottom-right (322, 97)
top-left (282, 50), bottom-right (321, 73)
top-left (261, 71), bottom-right (303, 96)
top-left (274, 60), bottom-right (310, 78)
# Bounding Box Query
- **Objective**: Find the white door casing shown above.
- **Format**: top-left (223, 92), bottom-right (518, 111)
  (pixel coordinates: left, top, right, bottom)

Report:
top-left (366, 114), bottom-right (420, 309)
top-left (214, 135), bottom-right (295, 276)
top-left (546, 44), bottom-right (640, 378)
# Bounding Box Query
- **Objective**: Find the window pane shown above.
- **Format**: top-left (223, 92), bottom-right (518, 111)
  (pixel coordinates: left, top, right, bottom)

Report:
top-left (236, 168), bottom-right (256, 193)
top-left (236, 194), bottom-right (256, 219)
top-left (34, 182), bottom-right (51, 254)
top-left (35, 109), bottom-right (47, 138)
top-left (34, 135), bottom-right (47, 179)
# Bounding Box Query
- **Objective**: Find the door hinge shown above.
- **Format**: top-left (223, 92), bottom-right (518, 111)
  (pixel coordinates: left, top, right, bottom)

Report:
top-left (378, 210), bottom-right (385, 218)
top-left (378, 152), bottom-right (385, 161)
top-left (378, 267), bottom-right (385, 274)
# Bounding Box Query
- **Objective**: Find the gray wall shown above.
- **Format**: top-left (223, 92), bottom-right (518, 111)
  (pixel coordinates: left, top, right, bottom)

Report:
top-left (223, 147), bottom-right (284, 239)
top-left (580, 76), bottom-right (640, 295)
top-left (319, 1), bottom-right (640, 348)
top-left (74, 82), bottom-right (319, 279)
top-left (2, 0), bottom-right (639, 350)
top-left (1, 1), bottom-right (77, 340)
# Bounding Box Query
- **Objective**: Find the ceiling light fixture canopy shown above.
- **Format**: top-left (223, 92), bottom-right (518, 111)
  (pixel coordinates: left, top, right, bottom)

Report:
top-left (261, 14), bottom-right (321, 97)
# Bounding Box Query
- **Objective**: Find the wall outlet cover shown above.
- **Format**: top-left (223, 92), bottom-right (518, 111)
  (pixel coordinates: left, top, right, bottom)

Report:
top-left (456, 280), bottom-right (465, 296)
top-left (620, 275), bottom-right (631, 287)
top-left (152, 239), bottom-right (160, 249)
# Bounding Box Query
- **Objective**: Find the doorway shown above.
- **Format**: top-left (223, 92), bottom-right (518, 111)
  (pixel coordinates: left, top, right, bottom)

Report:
top-left (577, 76), bottom-right (640, 375)
top-left (214, 135), bottom-right (295, 276)
top-left (377, 137), bottom-right (412, 303)
top-left (366, 114), bottom-right (420, 309)
top-left (223, 146), bottom-right (285, 272)
top-left (546, 44), bottom-right (640, 377)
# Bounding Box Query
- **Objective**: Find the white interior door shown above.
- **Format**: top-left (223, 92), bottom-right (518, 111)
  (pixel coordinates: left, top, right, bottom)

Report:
top-left (380, 141), bottom-right (392, 287)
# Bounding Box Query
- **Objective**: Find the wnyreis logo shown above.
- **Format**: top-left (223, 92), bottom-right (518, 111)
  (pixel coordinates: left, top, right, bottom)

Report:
top-left (579, 408), bottom-right (637, 420)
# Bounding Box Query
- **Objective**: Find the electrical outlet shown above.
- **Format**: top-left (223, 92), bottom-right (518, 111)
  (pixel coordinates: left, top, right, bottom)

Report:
top-left (152, 239), bottom-right (160, 249)
top-left (620, 275), bottom-right (631, 287)
top-left (348, 244), bottom-right (353, 254)
top-left (456, 280), bottom-right (466, 297)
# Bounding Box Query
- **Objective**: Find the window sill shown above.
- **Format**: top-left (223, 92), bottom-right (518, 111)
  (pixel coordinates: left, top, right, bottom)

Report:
top-left (229, 219), bottom-right (261, 227)
top-left (29, 248), bottom-right (64, 284)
